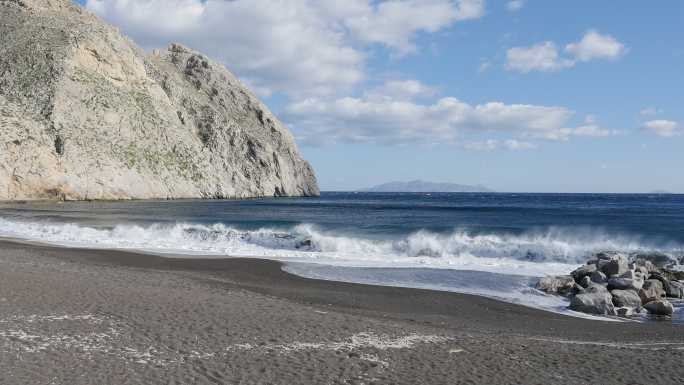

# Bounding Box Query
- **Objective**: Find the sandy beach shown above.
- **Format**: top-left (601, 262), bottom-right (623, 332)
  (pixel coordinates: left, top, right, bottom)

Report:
top-left (0, 239), bottom-right (683, 385)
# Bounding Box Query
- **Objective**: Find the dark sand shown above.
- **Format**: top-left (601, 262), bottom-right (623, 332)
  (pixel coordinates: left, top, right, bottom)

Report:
top-left (0, 240), bottom-right (682, 384)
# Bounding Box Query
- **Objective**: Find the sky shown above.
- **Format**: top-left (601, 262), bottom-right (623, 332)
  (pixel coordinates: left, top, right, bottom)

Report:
top-left (75, 0), bottom-right (683, 193)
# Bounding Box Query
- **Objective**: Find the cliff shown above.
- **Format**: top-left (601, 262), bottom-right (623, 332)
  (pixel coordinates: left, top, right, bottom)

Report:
top-left (0, 0), bottom-right (319, 200)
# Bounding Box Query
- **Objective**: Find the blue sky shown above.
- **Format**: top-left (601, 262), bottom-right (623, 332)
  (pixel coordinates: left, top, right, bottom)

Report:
top-left (76, 0), bottom-right (683, 193)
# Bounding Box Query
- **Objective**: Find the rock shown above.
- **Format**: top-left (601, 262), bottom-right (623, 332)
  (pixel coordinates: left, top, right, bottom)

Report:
top-left (584, 282), bottom-right (609, 293)
top-left (611, 290), bottom-right (642, 309)
top-left (633, 259), bottom-right (658, 273)
top-left (579, 275), bottom-right (594, 289)
top-left (666, 280), bottom-right (684, 299)
top-left (595, 251), bottom-right (621, 261)
top-left (600, 254), bottom-right (629, 277)
top-left (0, 1), bottom-right (319, 200)
top-left (590, 271), bottom-right (607, 284)
top-left (536, 276), bottom-right (575, 296)
top-left (619, 270), bottom-right (636, 279)
top-left (571, 264), bottom-right (597, 283)
top-left (644, 300), bottom-right (674, 316)
top-left (632, 252), bottom-right (674, 269)
top-left (662, 268), bottom-right (684, 282)
top-left (648, 272), bottom-right (684, 298)
top-left (616, 307), bottom-right (636, 317)
top-left (571, 283), bottom-right (585, 295)
top-left (638, 280), bottom-right (666, 304)
top-left (570, 291), bottom-right (616, 316)
top-left (607, 277), bottom-right (643, 291)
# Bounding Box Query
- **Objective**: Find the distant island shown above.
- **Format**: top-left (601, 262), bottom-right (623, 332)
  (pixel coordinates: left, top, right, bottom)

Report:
top-left (361, 180), bottom-right (494, 193)
top-left (649, 190), bottom-right (672, 194)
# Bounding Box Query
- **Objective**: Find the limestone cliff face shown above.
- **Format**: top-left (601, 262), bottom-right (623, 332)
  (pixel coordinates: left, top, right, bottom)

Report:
top-left (0, 0), bottom-right (319, 200)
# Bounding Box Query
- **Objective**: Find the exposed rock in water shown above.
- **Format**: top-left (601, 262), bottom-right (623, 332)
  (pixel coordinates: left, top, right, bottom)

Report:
top-left (538, 250), bottom-right (683, 319)
top-left (0, 0), bottom-right (319, 200)
top-left (639, 280), bottom-right (666, 305)
top-left (644, 300), bottom-right (674, 316)
top-left (648, 272), bottom-right (684, 299)
top-left (569, 285), bottom-right (616, 316)
top-left (610, 290), bottom-right (642, 310)
top-left (589, 270), bottom-right (607, 285)
top-left (535, 276), bottom-right (575, 296)
top-left (666, 280), bottom-right (684, 299)
top-left (570, 264), bottom-right (597, 282)
top-left (607, 277), bottom-right (643, 291)
top-left (599, 254), bottom-right (629, 277)
top-left (632, 252), bottom-right (674, 269)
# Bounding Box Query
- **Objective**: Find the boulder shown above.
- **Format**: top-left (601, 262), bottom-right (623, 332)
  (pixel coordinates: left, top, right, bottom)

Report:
top-left (570, 291), bottom-right (616, 316)
top-left (611, 289), bottom-right (642, 309)
top-left (595, 251), bottom-right (622, 261)
top-left (616, 307), bottom-right (636, 317)
top-left (607, 276), bottom-right (643, 291)
top-left (590, 271), bottom-right (607, 284)
top-left (536, 276), bottom-right (575, 296)
top-left (579, 276), bottom-right (598, 289)
top-left (665, 280), bottom-right (684, 299)
top-left (638, 280), bottom-right (666, 304)
top-left (632, 252), bottom-right (673, 269)
top-left (571, 264), bottom-right (597, 283)
top-left (644, 300), bottom-right (674, 316)
top-left (633, 259), bottom-right (658, 273)
top-left (648, 272), bottom-right (684, 298)
top-left (662, 269), bottom-right (684, 282)
top-left (600, 254), bottom-right (629, 277)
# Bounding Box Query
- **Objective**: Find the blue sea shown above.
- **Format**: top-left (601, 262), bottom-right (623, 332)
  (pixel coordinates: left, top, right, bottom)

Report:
top-left (1, 192), bottom-right (683, 319)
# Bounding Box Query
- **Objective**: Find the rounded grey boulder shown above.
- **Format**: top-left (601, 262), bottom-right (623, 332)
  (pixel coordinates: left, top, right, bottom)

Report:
top-left (570, 288), bottom-right (616, 316)
top-left (611, 289), bottom-right (642, 310)
top-left (644, 300), bottom-right (674, 316)
top-left (638, 280), bottom-right (666, 304)
top-left (535, 276), bottom-right (575, 296)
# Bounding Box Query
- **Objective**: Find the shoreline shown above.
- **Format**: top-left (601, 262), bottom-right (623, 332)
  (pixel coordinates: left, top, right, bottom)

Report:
top-left (0, 237), bottom-right (669, 323)
top-left (2, 239), bottom-right (681, 337)
top-left (1, 239), bottom-right (684, 383)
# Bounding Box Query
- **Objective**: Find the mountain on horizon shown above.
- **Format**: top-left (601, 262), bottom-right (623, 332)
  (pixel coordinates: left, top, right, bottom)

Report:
top-left (361, 180), bottom-right (494, 193)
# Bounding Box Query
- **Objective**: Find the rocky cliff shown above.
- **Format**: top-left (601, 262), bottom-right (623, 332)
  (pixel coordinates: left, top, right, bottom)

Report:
top-left (0, 0), bottom-right (319, 200)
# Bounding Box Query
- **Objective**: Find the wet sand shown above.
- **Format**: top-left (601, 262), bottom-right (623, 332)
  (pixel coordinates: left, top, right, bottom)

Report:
top-left (0, 239), bottom-right (683, 384)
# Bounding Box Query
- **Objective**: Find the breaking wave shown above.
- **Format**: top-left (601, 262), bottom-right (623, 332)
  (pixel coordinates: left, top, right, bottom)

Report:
top-left (0, 218), bottom-right (681, 277)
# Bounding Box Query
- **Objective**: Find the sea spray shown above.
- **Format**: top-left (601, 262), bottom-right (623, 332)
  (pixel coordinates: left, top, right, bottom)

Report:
top-left (0, 217), bottom-right (680, 277)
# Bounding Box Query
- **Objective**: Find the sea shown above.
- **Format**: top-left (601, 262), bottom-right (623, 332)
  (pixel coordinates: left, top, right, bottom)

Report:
top-left (1, 192), bottom-right (683, 321)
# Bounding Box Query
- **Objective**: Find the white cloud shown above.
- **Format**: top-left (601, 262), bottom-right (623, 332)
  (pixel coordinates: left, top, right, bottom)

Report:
top-left (505, 42), bottom-right (574, 73)
top-left (639, 107), bottom-right (661, 116)
top-left (453, 0), bottom-right (486, 20)
top-left (283, 80), bottom-right (614, 145)
top-left (343, 0), bottom-right (485, 55)
top-left (364, 80), bottom-right (437, 101)
top-left (643, 120), bottom-right (680, 137)
top-left (86, 0), bottom-right (365, 98)
top-left (565, 30), bottom-right (626, 62)
top-left (506, 0), bottom-right (526, 12)
top-left (506, 30), bottom-right (626, 73)
top-left (465, 139), bottom-right (536, 151)
top-left (478, 60), bottom-right (492, 73)
top-left (504, 139), bottom-right (536, 150)
top-left (86, 0), bottom-right (482, 97)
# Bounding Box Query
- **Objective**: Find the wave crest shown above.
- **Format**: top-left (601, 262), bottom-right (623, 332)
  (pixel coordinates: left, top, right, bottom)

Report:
top-left (0, 218), bottom-right (681, 275)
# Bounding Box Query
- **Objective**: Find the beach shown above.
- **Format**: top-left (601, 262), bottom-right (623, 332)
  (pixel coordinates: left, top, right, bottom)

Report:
top-left (1, 239), bottom-right (683, 385)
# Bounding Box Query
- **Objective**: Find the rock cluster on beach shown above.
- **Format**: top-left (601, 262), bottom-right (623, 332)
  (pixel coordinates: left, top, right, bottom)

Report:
top-left (537, 252), bottom-right (684, 317)
top-left (0, 0), bottom-right (319, 200)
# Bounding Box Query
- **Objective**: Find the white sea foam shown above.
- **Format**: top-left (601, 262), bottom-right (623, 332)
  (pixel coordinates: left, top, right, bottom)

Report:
top-left (0, 217), bottom-right (680, 277)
